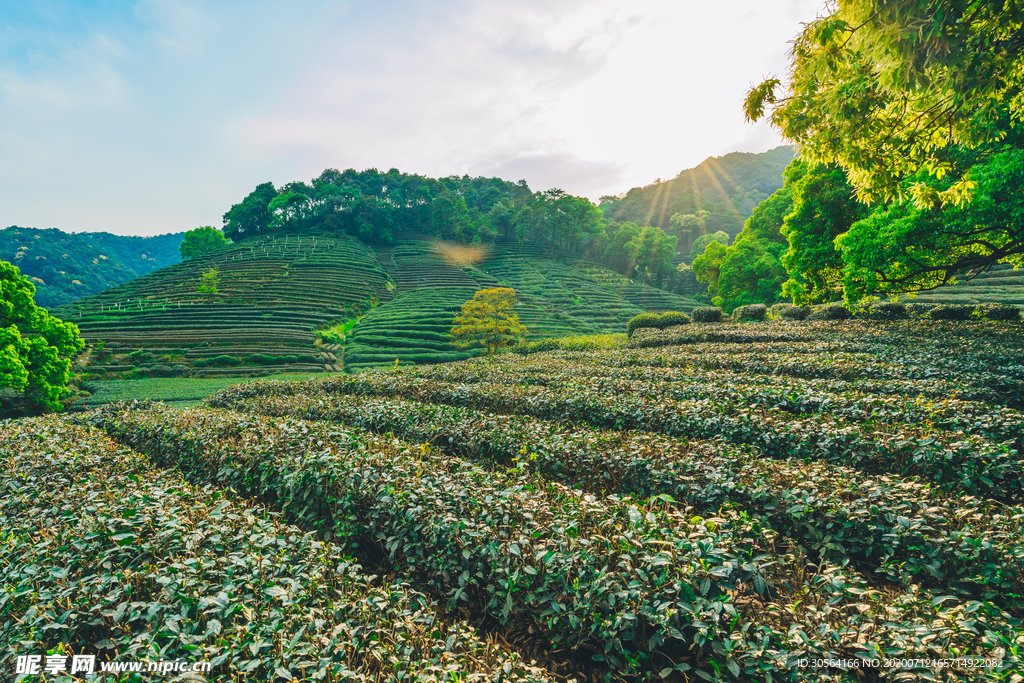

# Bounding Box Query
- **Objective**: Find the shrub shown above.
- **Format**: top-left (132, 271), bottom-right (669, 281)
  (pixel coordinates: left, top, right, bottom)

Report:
top-left (626, 313), bottom-right (661, 338)
top-left (904, 303), bottom-right (934, 317)
top-left (807, 304), bottom-right (851, 321)
top-left (732, 304), bottom-right (767, 322)
top-left (868, 301), bottom-right (908, 319)
top-left (691, 307), bottom-right (724, 323)
top-left (657, 311), bottom-right (691, 328)
top-left (977, 303), bottom-right (1021, 321)
top-left (149, 364), bottom-right (174, 377)
top-left (929, 304), bottom-right (975, 320)
top-left (769, 303), bottom-right (806, 320)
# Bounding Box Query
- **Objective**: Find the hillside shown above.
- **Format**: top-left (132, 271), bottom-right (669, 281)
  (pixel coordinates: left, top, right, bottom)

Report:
top-left (52, 231), bottom-right (390, 378)
top-left (600, 145), bottom-right (796, 239)
top-left (55, 231), bottom-right (699, 378)
top-left (901, 263), bottom-right (1024, 306)
top-left (1, 226), bottom-right (184, 308)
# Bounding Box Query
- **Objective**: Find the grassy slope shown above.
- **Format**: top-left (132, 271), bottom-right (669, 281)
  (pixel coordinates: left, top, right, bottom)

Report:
top-left (344, 237), bottom-right (700, 371)
top-left (79, 373), bottom-right (334, 408)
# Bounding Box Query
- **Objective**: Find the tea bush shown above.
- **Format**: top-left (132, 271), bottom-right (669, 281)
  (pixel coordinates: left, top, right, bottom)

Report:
top-left (690, 306), bottom-right (724, 322)
top-left (867, 301), bottom-right (907, 319)
top-left (929, 303), bottom-right (975, 320)
top-left (732, 303), bottom-right (767, 322)
top-left (806, 303), bottom-right (851, 320)
top-left (83, 404), bottom-right (1023, 679)
top-left (212, 391), bottom-right (1024, 605)
top-left (656, 310), bottom-right (691, 327)
top-left (978, 303), bottom-right (1021, 321)
top-left (625, 312), bottom-right (661, 338)
top-left (769, 303), bottom-right (806, 319)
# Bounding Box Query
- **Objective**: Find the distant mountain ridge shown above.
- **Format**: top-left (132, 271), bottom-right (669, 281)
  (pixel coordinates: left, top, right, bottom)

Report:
top-left (1, 226), bottom-right (184, 309)
top-left (600, 146), bottom-right (796, 239)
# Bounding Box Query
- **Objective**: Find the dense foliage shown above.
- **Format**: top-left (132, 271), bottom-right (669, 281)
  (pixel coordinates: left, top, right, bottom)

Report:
top-left (5, 315), bottom-right (1023, 679)
top-left (744, 0), bottom-right (1024, 298)
top-left (188, 315), bottom-right (1023, 679)
top-left (217, 148), bottom-right (792, 294)
top-left (0, 226), bottom-right (183, 308)
top-left (179, 226), bottom-right (230, 260)
top-left (600, 147), bottom-right (795, 249)
top-left (1, 417), bottom-right (547, 681)
top-left (1, 260), bottom-right (84, 415)
top-left (449, 288), bottom-right (528, 354)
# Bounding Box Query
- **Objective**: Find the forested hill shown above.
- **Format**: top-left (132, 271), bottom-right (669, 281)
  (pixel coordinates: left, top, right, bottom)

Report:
top-left (599, 146), bottom-right (796, 241)
top-left (1, 226), bottom-right (184, 308)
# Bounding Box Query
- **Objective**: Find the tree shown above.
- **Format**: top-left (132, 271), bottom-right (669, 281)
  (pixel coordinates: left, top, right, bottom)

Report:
top-left (714, 185), bottom-right (794, 312)
top-left (603, 221), bottom-right (643, 273)
top-left (222, 182), bottom-right (277, 240)
top-left (744, 0), bottom-right (1024, 286)
top-left (179, 226), bottom-right (229, 260)
top-left (449, 288), bottom-right (528, 355)
top-left (780, 161), bottom-right (870, 304)
top-left (1, 260), bottom-right (84, 415)
top-left (198, 267), bottom-right (220, 301)
top-left (624, 226), bottom-right (678, 286)
top-left (837, 147), bottom-right (1024, 300)
top-left (689, 231), bottom-right (730, 260)
top-left (692, 240), bottom-right (728, 298)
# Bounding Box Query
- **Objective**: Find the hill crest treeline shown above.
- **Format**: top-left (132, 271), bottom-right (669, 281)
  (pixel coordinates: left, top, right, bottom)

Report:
top-left (222, 147), bottom-right (793, 292)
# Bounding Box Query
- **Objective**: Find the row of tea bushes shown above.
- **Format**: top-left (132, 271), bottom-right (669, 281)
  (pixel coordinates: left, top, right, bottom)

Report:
top-left (0, 417), bottom-right (548, 682)
top-left (210, 391), bottom-right (1024, 605)
top-left (400, 358), bottom-right (1024, 446)
top-left (640, 302), bottom-right (1021, 328)
top-left (405, 348), bottom-right (1013, 407)
top-left (208, 374), bottom-right (1024, 501)
top-left (84, 404), bottom-right (1024, 681)
top-left (80, 403), bottom-right (784, 677)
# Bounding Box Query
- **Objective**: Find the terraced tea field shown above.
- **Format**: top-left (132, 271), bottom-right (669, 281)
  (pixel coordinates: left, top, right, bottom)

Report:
top-left (5, 317), bottom-right (1020, 681)
top-left (906, 264), bottom-right (1024, 307)
top-left (52, 233), bottom-right (701, 377)
top-left (345, 238), bottom-right (700, 371)
top-left (52, 233), bottom-right (391, 378)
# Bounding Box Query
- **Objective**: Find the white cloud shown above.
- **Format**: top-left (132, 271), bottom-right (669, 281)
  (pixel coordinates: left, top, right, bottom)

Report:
top-left (0, 0), bottom-right (825, 234)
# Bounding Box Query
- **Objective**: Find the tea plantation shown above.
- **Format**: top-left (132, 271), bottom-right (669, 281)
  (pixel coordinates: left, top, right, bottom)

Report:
top-left (903, 264), bottom-right (1024, 307)
top-left (4, 316), bottom-right (1021, 681)
top-left (51, 232), bottom-right (392, 379)
top-left (51, 233), bottom-right (700, 377)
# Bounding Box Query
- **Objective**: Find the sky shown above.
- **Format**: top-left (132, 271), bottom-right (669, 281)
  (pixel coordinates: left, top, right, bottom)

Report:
top-left (0, 0), bottom-right (825, 236)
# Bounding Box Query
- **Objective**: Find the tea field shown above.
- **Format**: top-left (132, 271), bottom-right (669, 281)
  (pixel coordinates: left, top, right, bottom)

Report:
top-left (52, 232), bottom-right (700, 378)
top-left (3, 317), bottom-right (1021, 681)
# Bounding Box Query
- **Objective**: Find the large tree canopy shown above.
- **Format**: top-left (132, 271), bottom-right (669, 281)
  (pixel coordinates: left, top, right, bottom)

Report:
top-left (179, 226), bottom-right (230, 260)
top-left (745, 0), bottom-right (1024, 295)
top-left (837, 147), bottom-right (1024, 299)
top-left (1, 260), bottom-right (84, 415)
top-left (714, 183), bottom-right (794, 312)
top-left (781, 161), bottom-right (871, 304)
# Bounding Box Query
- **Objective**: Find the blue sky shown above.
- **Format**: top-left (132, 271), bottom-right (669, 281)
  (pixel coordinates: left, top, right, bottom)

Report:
top-left (0, 0), bottom-right (823, 236)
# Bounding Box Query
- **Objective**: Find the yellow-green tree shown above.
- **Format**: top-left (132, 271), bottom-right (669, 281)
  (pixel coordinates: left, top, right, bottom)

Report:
top-left (198, 267), bottom-right (220, 301)
top-left (449, 288), bottom-right (528, 355)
